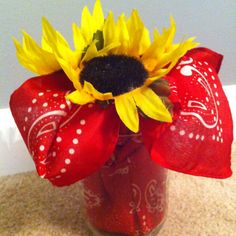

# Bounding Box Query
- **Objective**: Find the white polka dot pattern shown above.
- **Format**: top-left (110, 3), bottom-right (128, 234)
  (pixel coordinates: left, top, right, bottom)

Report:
top-left (10, 72), bottom-right (124, 187)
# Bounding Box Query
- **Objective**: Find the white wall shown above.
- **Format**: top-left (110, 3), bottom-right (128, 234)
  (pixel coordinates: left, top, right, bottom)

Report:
top-left (1, 0), bottom-right (236, 108)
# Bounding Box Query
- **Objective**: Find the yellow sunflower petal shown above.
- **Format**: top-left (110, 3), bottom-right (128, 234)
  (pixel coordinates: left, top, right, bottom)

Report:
top-left (163, 16), bottom-right (176, 50)
top-left (72, 23), bottom-right (87, 52)
top-left (92, 0), bottom-right (104, 31)
top-left (145, 38), bottom-right (198, 85)
top-left (83, 81), bottom-right (113, 101)
top-left (13, 38), bottom-right (39, 73)
top-left (98, 41), bottom-right (121, 56)
top-left (132, 87), bottom-right (172, 122)
top-left (41, 36), bottom-right (53, 52)
top-left (114, 93), bottom-right (139, 133)
top-left (66, 90), bottom-right (95, 105)
top-left (40, 18), bottom-right (55, 53)
top-left (127, 10), bottom-right (150, 56)
top-left (142, 16), bottom-right (198, 81)
top-left (115, 14), bottom-right (129, 54)
top-left (141, 16), bottom-right (177, 68)
top-left (42, 17), bottom-right (59, 50)
top-left (55, 56), bottom-right (81, 90)
top-left (81, 41), bottom-right (99, 63)
top-left (80, 39), bottom-right (117, 64)
top-left (153, 37), bottom-right (198, 70)
top-left (13, 32), bottom-right (60, 75)
top-left (81, 6), bottom-right (93, 44)
top-left (42, 17), bottom-right (81, 69)
top-left (56, 43), bottom-right (81, 69)
top-left (103, 11), bottom-right (119, 48)
top-left (153, 16), bottom-right (176, 50)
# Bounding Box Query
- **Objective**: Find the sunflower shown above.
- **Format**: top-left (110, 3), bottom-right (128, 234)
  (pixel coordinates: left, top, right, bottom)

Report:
top-left (13, 0), bottom-right (198, 132)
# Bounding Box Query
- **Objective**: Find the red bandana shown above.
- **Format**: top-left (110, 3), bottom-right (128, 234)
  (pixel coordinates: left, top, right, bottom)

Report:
top-left (10, 48), bottom-right (233, 187)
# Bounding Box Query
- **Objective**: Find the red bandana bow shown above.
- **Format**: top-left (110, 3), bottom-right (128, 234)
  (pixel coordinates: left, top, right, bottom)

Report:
top-left (10, 48), bottom-right (233, 187)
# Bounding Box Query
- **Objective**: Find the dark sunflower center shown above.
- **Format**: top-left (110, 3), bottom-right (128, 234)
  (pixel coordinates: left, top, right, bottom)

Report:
top-left (80, 55), bottom-right (148, 96)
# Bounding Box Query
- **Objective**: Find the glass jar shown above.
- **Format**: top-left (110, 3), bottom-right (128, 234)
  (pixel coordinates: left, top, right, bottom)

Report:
top-left (79, 126), bottom-right (168, 236)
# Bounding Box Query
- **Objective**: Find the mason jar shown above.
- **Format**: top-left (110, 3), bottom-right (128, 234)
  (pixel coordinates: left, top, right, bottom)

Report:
top-left (79, 124), bottom-right (168, 236)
